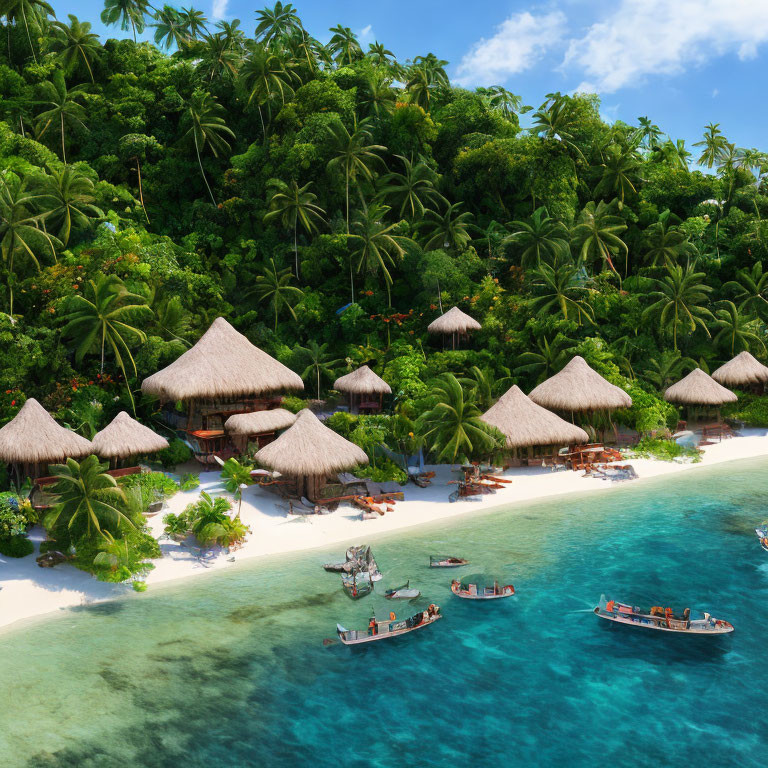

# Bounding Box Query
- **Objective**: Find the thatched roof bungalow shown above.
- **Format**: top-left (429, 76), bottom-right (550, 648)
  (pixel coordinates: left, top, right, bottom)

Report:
top-left (254, 409), bottom-right (368, 499)
top-left (92, 411), bottom-right (169, 460)
top-left (333, 365), bottom-right (391, 413)
top-left (528, 357), bottom-right (632, 413)
top-left (481, 386), bottom-right (588, 452)
top-left (711, 351), bottom-right (768, 388)
top-left (0, 399), bottom-right (93, 481)
top-left (427, 306), bottom-right (481, 349)
top-left (141, 317), bottom-right (303, 403)
top-left (664, 368), bottom-right (737, 406)
top-left (225, 409), bottom-right (297, 435)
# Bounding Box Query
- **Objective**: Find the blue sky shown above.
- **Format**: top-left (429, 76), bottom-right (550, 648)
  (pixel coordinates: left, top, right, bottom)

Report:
top-left (61, 0), bottom-right (768, 155)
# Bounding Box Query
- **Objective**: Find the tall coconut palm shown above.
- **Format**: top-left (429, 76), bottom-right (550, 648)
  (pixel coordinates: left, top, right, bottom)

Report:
top-left (179, 91), bottom-right (234, 205)
top-left (34, 165), bottom-right (103, 246)
top-left (377, 155), bottom-right (444, 220)
top-left (48, 14), bottom-right (102, 82)
top-left (327, 24), bottom-right (362, 65)
top-left (484, 86), bottom-right (530, 120)
top-left (642, 263), bottom-right (714, 350)
top-left (295, 340), bottom-right (343, 398)
top-left (593, 143), bottom-right (643, 206)
top-left (349, 203), bottom-right (412, 306)
top-left (45, 455), bottom-right (132, 540)
top-left (504, 206), bottom-right (570, 269)
top-left (712, 300), bottom-right (766, 356)
top-left (0, 0), bottom-right (54, 63)
top-left (693, 122), bottom-right (730, 169)
top-left (641, 210), bottom-right (697, 268)
top-left (361, 75), bottom-right (396, 121)
top-left (264, 179), bottom-right (325, 278)
top-left (326, 118), bottom-right (385, 233)
top-left (254, 1), bottom-right (302, 44)
top-left (35, 74), bottom-right (89, 163)
top-left (151, 5), bottom-right (187, 50)
top-left (415, 373), bottom-right (503, 464)
top-left (528, 263), bottom-right (594, 326)
top-left (642, 350), bottom-right (697, 390)
top-left (417, 202), bottom-right (473, 253)
top-left (367, 41), bottom-right (395, 67)
top-left (571, 199), bottom-right (628, 278)
top-left (633, 116), bottom-right (662, 150)
top-left (250, 258), bottom-right (303, 331)
top-left (178, 6), bottom-right (207, 39)
top-left (100, 0), bottom-right (150, 42)
top-left (723, 262), bottom-right (768, 321)
top-left (0, 170), bottom-right (59, 315)
top-left (530, 92), bottom-right (585, 162)
top-left (514, 335), bottom-right (576, 384)
top-left (195, 31), bottom-right (241, 81)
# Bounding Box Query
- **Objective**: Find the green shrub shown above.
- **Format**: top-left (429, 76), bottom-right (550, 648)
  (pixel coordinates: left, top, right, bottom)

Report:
top-left (282, 396), bottom-right (307, 414)
top-left (363, 458), bottom-right (407, 484)
top-left (162, 511), bottom-right (190, 538)
top-left (630, 437), bottom-right (701, 462)
top-left (157, 438), bottom-right (193, 468)
top-left (169, 492), bottom-right (249, 548)
top-left (74, 527), bottom-right (161, 583)
top-left (724, 394), bottom-right (768, 427)
top-left (325, 411), bottom-right (358, 438)
top-left (179, 473), bottom-right (200, 491)
top-left (121, 471), bottom-right (179, 510)
top-left (0, 535), bottom-right (34, 557)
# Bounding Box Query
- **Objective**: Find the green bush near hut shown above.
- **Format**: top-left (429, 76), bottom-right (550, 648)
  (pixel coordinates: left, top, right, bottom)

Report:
top-left (120, 472), bottom-right (180, 510)
top-left (156, 439), bottom-right (193, 469)
top-left (179, 473), bottom-right (200, 491)
top-left (164, 492), bottom-right (249, 548)
top-left (364, 458), bottom-right (408, 484)
top-left (630, 438), bottom-right (701, 463)
top-left (722, 394), bottom-right (768, 428)
top-left (0, 493), bottom-right (36, 558)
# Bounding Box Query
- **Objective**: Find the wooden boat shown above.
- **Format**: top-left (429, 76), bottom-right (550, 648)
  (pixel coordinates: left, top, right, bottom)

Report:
top-left (354, 496), bottom-right (386, 515)
top-left (385, 580), bottom-right (421, 599)
top-left (450, 577), bottom-right (514, 600)
top-left (336, 606), bottom-right (442, 646)
top-left (341, 571), bottom-right (373, 599)
top-left (594, 595), bottom-right (734, 634)
top-left (430, 556), bottom-right (469, 568)
top-left (755, 526), bottom-right (768, 552)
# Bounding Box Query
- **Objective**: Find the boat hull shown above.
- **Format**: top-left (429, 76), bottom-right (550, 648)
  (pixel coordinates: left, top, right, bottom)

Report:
top-left (450, 584), bottom-right (514, 600)
top-left (337, 615), bottom-right (441, 646)
top-left (593, 608), bottom-right (734, 634)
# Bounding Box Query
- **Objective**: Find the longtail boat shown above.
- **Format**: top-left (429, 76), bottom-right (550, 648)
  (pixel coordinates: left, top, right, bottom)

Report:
top-left (451, 577), bottom-right (514, 600)
top-left (430, 556), bottom-right (469, 568)
top-left (755, 525), bottom-right (768, 552)
top-left (594, 595), bottom-right (734, 634)
top-left (336, 606), bottom-right (442, 646)
top-left (385, 580), bottom-right (420, 599)
top-left (341, 571), bottom-right (373, 599)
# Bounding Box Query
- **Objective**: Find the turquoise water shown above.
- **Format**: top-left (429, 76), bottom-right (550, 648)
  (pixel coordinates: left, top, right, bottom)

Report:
top-left (2, 459), bottom-right (768, 767)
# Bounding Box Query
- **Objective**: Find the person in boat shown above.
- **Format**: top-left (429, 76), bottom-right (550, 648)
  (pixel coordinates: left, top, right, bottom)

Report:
top-left (369, 616), bottom-right (376, 636)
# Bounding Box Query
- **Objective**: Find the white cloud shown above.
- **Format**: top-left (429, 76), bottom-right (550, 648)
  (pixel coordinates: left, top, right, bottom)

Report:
top-left (562, 0), bottom-right (768, 93)
top-left (212, 0), bottom-right (228, 20)
top-left (455, 11), bottom-right (567, 85)
top-left (358, 24), bottom-right (374, 46)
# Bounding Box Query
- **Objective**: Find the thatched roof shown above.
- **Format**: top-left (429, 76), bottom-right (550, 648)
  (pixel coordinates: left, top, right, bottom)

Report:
top-left (481, 386), bottom-right (589, 448)
top-left (333, 365), bottom-right (392, 395)
top-left (711, 351), bottom-right (768, 387)
top-left (141, 317), bottom-right (304, 402)
top-left (225, 408), bottom-right (297, 435)
top-left (664, 368), bottom-right (738, 406)
top-left (427, 306), bottom-right (481, 335)
top-left (0, 398), bottom-right (93, 464)
top-left (528, 356), bottom-right (633, 412)
top-left (92, 411), bottom-right (169, 458)
top-left (254, 409), bottom-right (368, 476)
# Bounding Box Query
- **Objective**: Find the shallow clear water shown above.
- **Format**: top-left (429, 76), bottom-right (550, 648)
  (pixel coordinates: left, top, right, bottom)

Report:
top-left (2, 460), bottom-right (768, 767)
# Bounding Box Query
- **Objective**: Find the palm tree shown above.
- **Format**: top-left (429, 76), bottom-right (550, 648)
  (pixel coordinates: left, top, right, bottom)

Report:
top-left (504, 207), bottom-right (570, 269)
top-left (250, 258), bottom-right (303, 331)
top-left (461, 365), bottom-right (511, 410)
top-left (415, 373), bottom-right (502, 464)
top-left (178, 6), bottom-right (207, 39)
top-left (593, 143), bottom-right (642, 206)
top-left (367, 41), bottom-right (395, 67)
top-left (361, 75), bottom-right (396, 121)
top-left (264, 179), bottom-right (325, 278)
top-left (693, 123), bottom-right (730, 169)
top-left (641, 210), bottom-right (697, 268)
top-left (514, 335), bottom-right (576, 384)
top-left (712, 300), bottom-right (766, 356)
top-left (417, 202), bottom-right (473, 252)
top-left (1, 0), bottom-right (54, 63)
top-left (483, 86), bottom-right (530, 119)
top-left (34, 165), bottom-right (103, 246)
top-left (48, 14), bottom-right (102, 82)
top-left (221, 457), bottom-right (254, 518)
top-left (723, 262), bottom-right (768, 321)
top-left (295, 340), bottom-right (343, 398)
top-left (45, 455), bottom-right (132, 540)
top-left (327, 24), bottom-right (362, 65)
top-left (326, 118), bottom-right (385, 233)
top-left (35, 74), bottom-right (89, 163)
top-left (179, 91), bottom-right (234, 205)
top-left (571, 199), bottom-right (628, 278)
top-left (634, 116), bottom-right (662, 151)
top-left (348, 203), bottom-right (411, 306)
top-left (194, 31), bottom-right (241, 81)
top-left (100, 0), bottom-right (150, 42)
top-left (530, 92), bottom-right (585, 161)
top-left (653, 138), bottom-right (691, 171)
top-left (151, 5), bottom-right (187, 50)
top-left (254, 1), bottom-right (302, 43)
top-left (61, 274), bottom-right (153, 406)
top-left (642, 263), bottom-right (714, 350)
top-left (642, 350), bottom-right (697, 390)
top-left (0, 170), bottom-right (59, 315)
top-left (377, 155), bottom-right (443, 220)
top-left (528, 263), bottom-right (594, 325)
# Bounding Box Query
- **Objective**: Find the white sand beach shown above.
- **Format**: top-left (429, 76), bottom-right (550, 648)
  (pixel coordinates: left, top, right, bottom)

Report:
top-left (2, 430), bottom-right (768, 632)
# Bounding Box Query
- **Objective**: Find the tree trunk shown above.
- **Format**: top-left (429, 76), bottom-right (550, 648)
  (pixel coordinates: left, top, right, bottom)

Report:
top-left (135, 157), bottom-right (149, 223)
top-left (21, 5), bottom-right (37, 64)
top-left (194, 133), bottom-right (216, 205)
top-left (60, 112), bottom-right (66, 163)
top-left (294, 223), bottom-right (299, 279)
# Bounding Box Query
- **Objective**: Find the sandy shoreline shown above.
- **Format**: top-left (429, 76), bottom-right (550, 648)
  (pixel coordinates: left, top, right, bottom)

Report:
top-left (2, 429), bottom-right (768, 633)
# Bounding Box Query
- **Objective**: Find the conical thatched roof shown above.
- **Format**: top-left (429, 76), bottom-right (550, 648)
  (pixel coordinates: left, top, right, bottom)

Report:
top-left (254, 409), bottom-right (368, 476)
top-left (481, 386), bottom-right (589, 448)
top-left (528, 356), bottom-right (632, 412)
top-left (664, 368), bottom-right (738, 406)
top-left (92, 411), bottom-right (169, 459)
top-left (225, 408), bottom-right (297, 435)
top-left (711, 351), bottom-right (768, 387)
top-left (333, 365), bottom-right (392, 395)
top-left (141, 317), bottom-right (304, 402)
top-left (427, 306), bottom-right (481, 335)
top-left (0, 398), bottom-right (93, 464)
